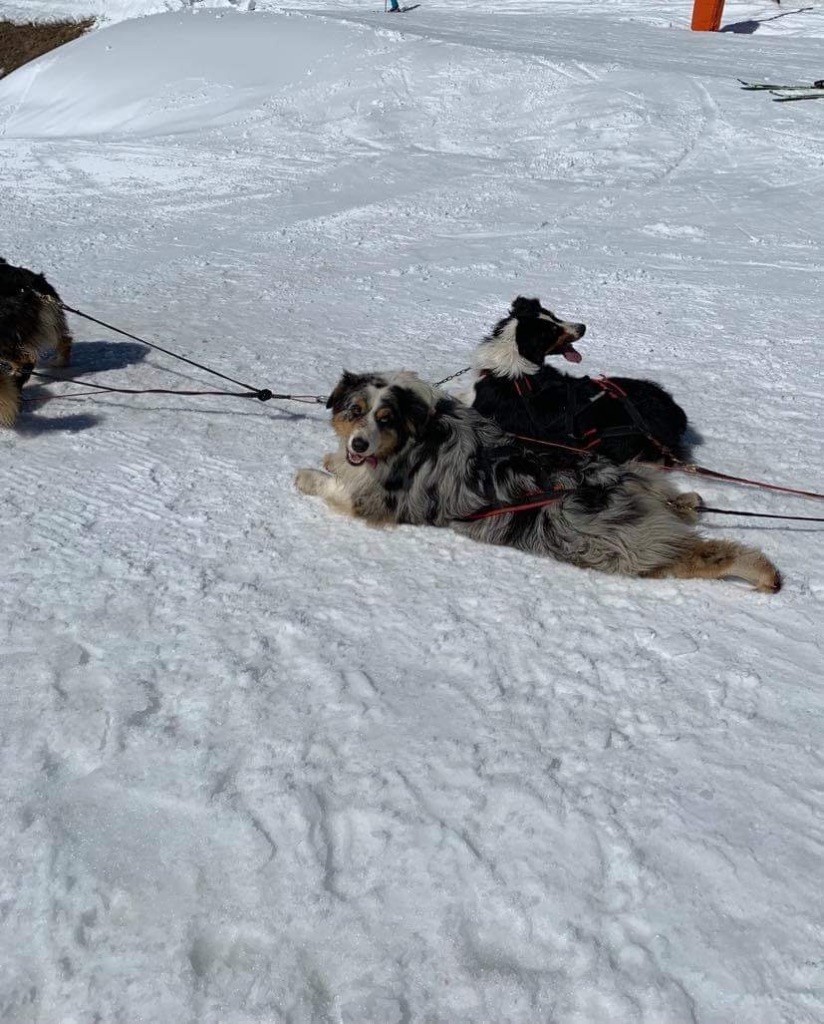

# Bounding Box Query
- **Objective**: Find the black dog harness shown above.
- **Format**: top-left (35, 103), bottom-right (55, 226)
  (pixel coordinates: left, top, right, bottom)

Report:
top-left (502, 372), bottom-right (674, 460)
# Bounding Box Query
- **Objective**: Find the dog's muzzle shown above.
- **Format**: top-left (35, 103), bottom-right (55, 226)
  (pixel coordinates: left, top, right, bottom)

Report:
top-left (347, 437), bottom-right (378, 467)
top-left (553, 323), bottom-right (586, 364)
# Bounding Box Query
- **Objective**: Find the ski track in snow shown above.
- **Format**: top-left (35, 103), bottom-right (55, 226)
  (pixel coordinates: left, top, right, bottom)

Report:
top-left (1, 3), bottom-right (823, 1023)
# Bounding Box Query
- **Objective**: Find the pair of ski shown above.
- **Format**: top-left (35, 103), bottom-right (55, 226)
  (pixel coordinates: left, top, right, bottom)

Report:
top-left (739, 79), bottom-right (824, 103)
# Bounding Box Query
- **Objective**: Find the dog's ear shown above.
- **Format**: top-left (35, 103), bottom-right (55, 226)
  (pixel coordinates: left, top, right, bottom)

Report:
top-left (510, 296), bottom-right (541, 319)
top-left (326, 370), bottom-right (360, 410)
top-left (392, 384), bottom-right (432, 436)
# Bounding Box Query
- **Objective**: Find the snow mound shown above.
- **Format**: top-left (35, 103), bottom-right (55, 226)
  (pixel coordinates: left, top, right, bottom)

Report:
top-left (0, 0), bottom-right (256, 25)
top-left (0, 12), bottom-right (366, 139)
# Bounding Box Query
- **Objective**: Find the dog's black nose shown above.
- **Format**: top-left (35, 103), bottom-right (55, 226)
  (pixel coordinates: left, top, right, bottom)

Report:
top-left (575, 324), bottom-right (586, 338)
top-left (351, 437), bottom-right (369, 453)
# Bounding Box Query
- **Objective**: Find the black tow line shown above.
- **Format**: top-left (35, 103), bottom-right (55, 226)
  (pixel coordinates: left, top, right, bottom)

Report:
top-left (699, 506), bottom-right (824, 524)
top-left (30, 372), bottom-right (273, 401)
top-left (433, 366), bottom-right (471, 388)
top-left (54, 303), bottom-right (326, 405)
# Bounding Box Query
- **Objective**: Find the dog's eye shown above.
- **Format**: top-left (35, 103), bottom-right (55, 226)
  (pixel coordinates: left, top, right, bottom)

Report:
top-left (376, 411), bottom-right (394, 427)
top-left (349, 404), bottom-right (364, 419)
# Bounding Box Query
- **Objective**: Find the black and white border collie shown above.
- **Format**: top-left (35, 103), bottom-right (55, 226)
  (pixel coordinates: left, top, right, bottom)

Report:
top-left (0, 257), bottom-right (73, 427)
top-left (471, 297), bottom-right (690, 465)
top-left (295, 371), bottom-right (780, 592)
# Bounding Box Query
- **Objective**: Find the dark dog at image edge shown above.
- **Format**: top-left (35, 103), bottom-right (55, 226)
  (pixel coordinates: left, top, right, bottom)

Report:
top-left (471, 297), bottom-right (690, 465)
top-left (0, 257), bottom-right (73, 427)
top-left (295, 371), bottom-right (780, 592)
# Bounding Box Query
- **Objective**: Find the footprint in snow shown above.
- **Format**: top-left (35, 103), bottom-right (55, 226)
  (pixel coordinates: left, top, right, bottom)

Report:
top-left (633, 629), bottom-right (698, 658)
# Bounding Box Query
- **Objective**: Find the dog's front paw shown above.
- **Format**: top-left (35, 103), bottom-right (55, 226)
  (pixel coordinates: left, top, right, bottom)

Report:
top-left (322, 452), bottom-right (338, 473)
top-left (295, 468), bottom-right (327, 496)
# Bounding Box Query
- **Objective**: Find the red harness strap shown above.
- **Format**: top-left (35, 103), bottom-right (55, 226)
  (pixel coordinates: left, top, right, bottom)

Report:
top-left (513, 433), bottom-right (600, 455)
top-left (593, 375), bottom-right (628, 400)
top-left (509, 433), bottom-right (824, 502)
top-left (660, 462), bottom-right (824, 501)
top-left (460, 486), bottom-right (569, 522)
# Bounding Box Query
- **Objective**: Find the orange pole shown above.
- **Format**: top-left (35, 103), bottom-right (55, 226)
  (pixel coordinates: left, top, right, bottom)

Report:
top-left (691, 0), bottom-right (725, 31)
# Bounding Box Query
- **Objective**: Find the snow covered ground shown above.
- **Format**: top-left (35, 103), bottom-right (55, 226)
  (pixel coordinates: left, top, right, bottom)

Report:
top-left (1, 2), bottom-right (823, 1022)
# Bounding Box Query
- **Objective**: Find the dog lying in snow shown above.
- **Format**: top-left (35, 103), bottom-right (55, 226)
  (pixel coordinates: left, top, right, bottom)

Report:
top-left (295, 371), bottom-right (780, 592)
top-left (0, 257), bottom-right (73, 427)
top-left (471, 297), bottom-right (690, 465)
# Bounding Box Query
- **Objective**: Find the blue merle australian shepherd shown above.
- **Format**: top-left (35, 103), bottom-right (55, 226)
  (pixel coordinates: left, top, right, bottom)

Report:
top-left (295, 371), bottom-right (780, 592)
top-left (471, 297), bottom-right (690, 465)
top-left (0, 257), bottom-right (73, 426)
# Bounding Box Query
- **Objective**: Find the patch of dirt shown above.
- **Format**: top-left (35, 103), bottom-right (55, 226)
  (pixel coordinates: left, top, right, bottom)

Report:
top-left (0, 18), bottom-right (94, 79)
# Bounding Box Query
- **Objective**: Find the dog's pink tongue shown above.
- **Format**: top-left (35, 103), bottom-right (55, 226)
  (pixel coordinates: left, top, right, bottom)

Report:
top-left (562, 345), bottom-right (583, 364)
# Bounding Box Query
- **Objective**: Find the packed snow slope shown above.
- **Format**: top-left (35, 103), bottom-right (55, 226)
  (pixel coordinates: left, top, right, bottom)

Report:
top-left (1, 5), bottom-right (823, 1024)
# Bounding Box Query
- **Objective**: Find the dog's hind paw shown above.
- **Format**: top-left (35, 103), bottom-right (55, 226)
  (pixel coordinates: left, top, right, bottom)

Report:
top-left (670, 491), bottom-right (704, 523)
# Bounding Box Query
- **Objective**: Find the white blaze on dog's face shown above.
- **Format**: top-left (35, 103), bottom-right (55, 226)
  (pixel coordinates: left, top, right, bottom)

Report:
top-left (326, 371), bottom-right (434, 466)
top-left (474, 296), bottom-right (587, 377)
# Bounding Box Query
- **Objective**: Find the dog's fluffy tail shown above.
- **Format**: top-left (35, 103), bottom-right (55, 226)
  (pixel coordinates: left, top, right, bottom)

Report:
top-left (646, 538), bottom-right (781, 593)
top-left (0, 376), bottom-right (20, 427)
